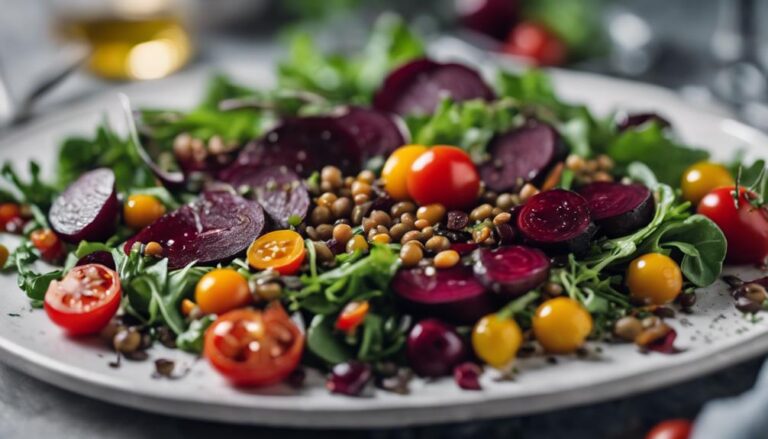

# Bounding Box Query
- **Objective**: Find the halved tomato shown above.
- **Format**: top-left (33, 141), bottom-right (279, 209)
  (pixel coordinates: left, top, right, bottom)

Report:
top-left (247, 230), bottom-right (306, 275)
top-left (204, 303), bottom-right (304, 387)
top-left (44, 264), bottom-right (122, 335)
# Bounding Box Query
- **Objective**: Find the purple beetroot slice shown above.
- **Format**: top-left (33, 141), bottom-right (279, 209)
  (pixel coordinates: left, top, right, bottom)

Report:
top-left (392, 265), bottom-right (497, 324)
top-left (218, 164), bottom-right (310, 228)
top-left (124, 190), bottom-right (265, 270)
top-left (236, 117), bottom-right (363, 177)
top-left (334, 106), bottom-right (408, 159)
top-left (516, 189), bottom-right (596, 255)
top-left (480, 123), bottom-right (567, 192)
top-left (473, 246), bottom-right (550, 298)
top-left (49, 168), bottom-right (119, 243)
top-left (373, 58), bottom-right (496, 116)
top-left (577, 181), bottom-right (655, 238)
top-left (75, 251), bottom-right (116, 270)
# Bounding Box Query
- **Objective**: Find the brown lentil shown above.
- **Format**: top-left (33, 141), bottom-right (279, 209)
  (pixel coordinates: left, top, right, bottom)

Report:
top-left (390, 201), bottom-right (416, 217)
top-left (492, 212), bottom-right (512, 226)
top-left (357, 170), bottom-right (376, 184)
top-left (401, 230), bottom-right (422, 244)
top-left (371, 233), bottom-right (391, 244)
top-left (315, 224), bottom-right (333, 240)
top-left (346, 235), bottom-right (369, 253)
top-left (592, 171), bottom-right (613, 182)
top-left (255, 282), bottom-right (283, 301)
top-left (425, 236), bottom-right (451, 253)
top-left (414, 219), bottom-right (430, 230)
top-left (351, 203), bottom-right (369, 225)
top-left (491, 207), bottom-right (503, 217)
top-left (434, 250), bottom-right (460, 269)
top-left (344, 176), bottom-right (356, 188)
top-left (317, 192), bottom-right (337, 208)
top-left (320, 181), bottom-right (334, 193)
top-left (565, 154), bottom-right (586, 172)
top-left (496, 193), bottom-right (517, 211)
top-left (331, 197), bottom-right (353, 218)
top-left (332, 224), bottom-right (354, 244)
top-left (613, 316), bottom-right (643, 341)
top-left (113, 328), bottom-right (142, 354)
top-left (145, 241), bottom-right (163, 258)
top-left (542, 281), bottom-right (563, 297)
top-left (400, 213), bottom-right (416, 228)
top-left (351, 181), bottom-right (372, 197)
top-left (311, 206), bottom-right (333, 225)
top-left (173, 133), bottom-right (193, 161)
top-left (470, 204), bottom-right (494, 222)
top-left (743, 283), bottom-right (768, 303)
top-left (305, 226), bottom-right (319, 240)
top-left (421, 226), bottom-right (434, 240)
top-left (400, 242), bottom-right (424, 267)
top-left (596, 154), bottom-right (614, 171)
top-left (354, 193), bottom-right (370, 205)
top-left (416, 204), bottom-right (446, 225)
top-left (312, 241), bottom-right (334, 263)
top-left (362, 218), bottom-right (377, 234)
top-left (369, 210), bottom-right (392, 228)
top-left (321, 166), bottom-right (343, 189)
top-left (389, 223), bottom-right (411, 241)
top-left (519, 184), bottom-right (539, 202)
top-left (473, 227), bottom-right (491, 243)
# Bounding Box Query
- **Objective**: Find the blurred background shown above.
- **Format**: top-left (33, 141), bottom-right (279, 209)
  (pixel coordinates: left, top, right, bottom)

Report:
top-left (2, 0), bottom-right (768, 130)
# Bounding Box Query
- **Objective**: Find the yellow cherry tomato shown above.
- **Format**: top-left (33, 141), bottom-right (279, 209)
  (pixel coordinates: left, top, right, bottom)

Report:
top-left (247, 230), bottom-right (306, 275)
top-left (626, 253), bottom-right (683, 305)
top-left (381, 144), bottom-right (428, 200)
top-left (681, 161), bottom-right (734, 205)
top-left (472, 314), bottom-right (523, 369)
top-left (124, 194), bottom-right (166, 229)
top-left (195, 268), bottom-right (251, 315)
top-left (533, 297), bottom-right (593, 354)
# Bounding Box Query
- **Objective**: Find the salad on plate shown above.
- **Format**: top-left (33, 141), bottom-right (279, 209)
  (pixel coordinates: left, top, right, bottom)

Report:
top-left (1, 15), bottom-right (767, 395)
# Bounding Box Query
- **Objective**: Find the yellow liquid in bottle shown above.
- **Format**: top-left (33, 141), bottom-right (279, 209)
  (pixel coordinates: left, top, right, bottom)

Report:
top-left (59, 16), bottom-right (193, 80)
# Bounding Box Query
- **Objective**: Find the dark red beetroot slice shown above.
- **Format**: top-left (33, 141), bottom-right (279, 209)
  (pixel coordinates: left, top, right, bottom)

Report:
top-left (218, 164), bottom-right (310, 228)
top-left (517, 189), bottom-right (596, 255)
top-left (49, 168), bottom-right (119, 243)
top-left (577, 182), bottom-right (655, 238)
top-left (392, 265), bottom-right (497, 324)
top-left (124, 190), bottom-right (265, 270)
top-left (75, 251), bottom-right (116, 270)
top-left (334, 106), bottom-right (407, 159)
top-left (473, 246), bottom-right (550, 298)
top-left (236, 117), bottom-right (362, 177)
top-left (373, 58), bottom-right (495, 116)
top-left (480, 123), bottom-right (567, 192)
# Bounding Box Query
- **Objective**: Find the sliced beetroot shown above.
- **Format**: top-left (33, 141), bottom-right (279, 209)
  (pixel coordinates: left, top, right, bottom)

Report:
top-left (392, 265), bottom-right (496, 324)
top-left (577, 181), bottom-right (655, 238)
top-left (123, 190), bottom-right (265, 270)
top-left (516, 189), bottom-right (596, 255)
top-left (75, 251), bottom-right (116, 270)
top-left (218, 164), bottom-right (310, 228)
top-left (236, 117), bottom-right (362, 177)
top-left (49, 168), bottom-right (119, 243)
top-left (480, 123), bottom-right (567, 192)
top-left (373, 58), bottom-right (495, 116)
top-left (334, 106), bottom-right (407, 159)
top-left (473, 246), bottom-right (550, 298)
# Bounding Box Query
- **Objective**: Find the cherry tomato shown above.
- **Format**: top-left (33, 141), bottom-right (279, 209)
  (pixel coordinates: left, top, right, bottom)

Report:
top-left (195, 268), bottom-right (251, 315)
top-left (646, 419), bottom-right (692, 439)
top-left (335, 300), bottom-right (369, 332)
top-left (124, 194), bottom-right (166, 229)
top-left (0, 203), bottom-right (21, 230)
top-left (472, 314), bottom-right (522, 369)
top-left (407, 146), bottom-right (480, 210)
top-left (698, 186), bottom-right (768, 264)
top-left (247, 230), bottom-right (306, 275)
top-left (204, 303), bottom-right (304, 387)
top-left (680, 161), bottom-right (734, 205)
top-left (30, 228), bottom-right (65, 263)
top-left (503, 22), bottom-right (567, 66)
top-left (44, 264), bottom-right (122, 335)
top-left (533, 297), bottom-right (593, 353)
top-left (381, 145), bottom-right (428, 201)
top-left (626, 253), bottom-right (683, 305)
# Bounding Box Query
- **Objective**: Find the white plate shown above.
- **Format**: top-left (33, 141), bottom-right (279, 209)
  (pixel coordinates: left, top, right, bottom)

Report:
top-left (0, 55), bottom-right (767, 428)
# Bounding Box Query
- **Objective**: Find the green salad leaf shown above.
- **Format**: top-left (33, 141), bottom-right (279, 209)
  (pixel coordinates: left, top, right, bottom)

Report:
top-left (177, 314), bottom-right (216, 354)
top-left (1, 161), bottom-right (57, 210)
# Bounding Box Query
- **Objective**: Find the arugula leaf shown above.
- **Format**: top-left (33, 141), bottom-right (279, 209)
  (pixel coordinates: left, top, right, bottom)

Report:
top-left (1, 161), bottom-right (57, 210)
top-left (177, 314), bottom-right (216, 354)
top-left (306, 314), bottom-right (353, 364)
top-left (8, 240), bottom-right (61, 301)
top-left (638, 215), bottom-right (727, 287)
top-left (607, 123), bottom-right (709, 186)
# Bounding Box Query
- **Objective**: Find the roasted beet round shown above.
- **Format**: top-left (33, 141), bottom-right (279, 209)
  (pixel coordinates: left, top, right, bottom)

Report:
top-left (516, 189), bottom-right (596, 255)
top-left (236, 117), bottom-right (363, 177)
top-left (49, 168), bottom-right (119, 243)
top-left (75, 251), bottom-right (116, 270)
top-left (392, 265), bottom-right (496, 324)
top-left (373, 58), bottom-right (495, 116)
top-left (473, 246), bottom-right (550, 298)
top-left (218, 164), bottom-right (310, 228)
top-left (480, 123), bottom-right (567, 192)
top-left (124, 190), bottom-right (265, 269)
top-left (326, 361), bottom-right (372, 396)
top-left (577, 181), bottom-right (655, 238)
top-left (334, 106), bottom-right (408, 159)
top-left (406, 319), bottom-right (467, 378)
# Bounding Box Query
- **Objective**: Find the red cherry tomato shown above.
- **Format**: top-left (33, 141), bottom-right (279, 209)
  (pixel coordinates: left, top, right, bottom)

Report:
top-left (204, 303), bottom-right (304, 387)
top-left (44, 264), bottom-right (122, 335)
top-left (31, 228), bottom-right (65, 263)
top-left (697, 187), bottom-right (768, 264)
top-left (335, 300), bottom-right (369, 332)
top-left (0, 203), bottom-right (21, 230)
top-left (407, 146), bottom-right (480, 210)
top-left (646, 419), bottom-right (692, 439)
top-left (503, 22), bottom-right (567, 66)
